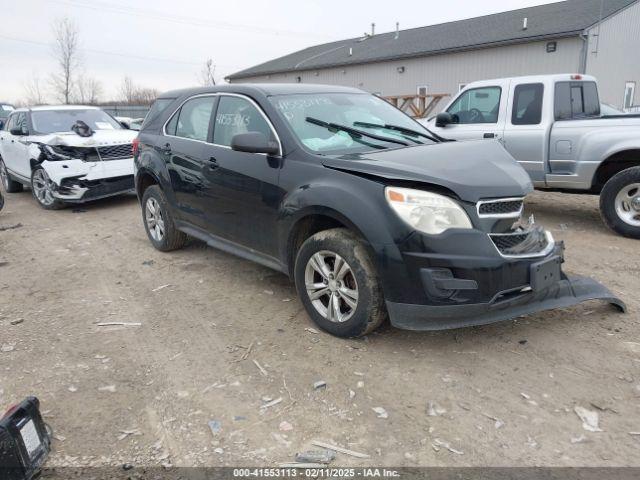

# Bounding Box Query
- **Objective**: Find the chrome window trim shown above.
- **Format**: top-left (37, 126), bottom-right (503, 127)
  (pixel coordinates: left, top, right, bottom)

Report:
top-left (476, 197), bottom-right (524, 219)
top-left (489, 230), bottom-right (556, 259)
top-left (161, 92), bottom-right (283, 156)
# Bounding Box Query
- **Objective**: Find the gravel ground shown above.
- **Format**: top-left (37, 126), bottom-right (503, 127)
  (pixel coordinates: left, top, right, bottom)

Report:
top-left (0, 188), bottom-right (639, 468)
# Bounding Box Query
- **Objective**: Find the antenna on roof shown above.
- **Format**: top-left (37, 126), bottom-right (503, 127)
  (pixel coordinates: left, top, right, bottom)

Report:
top-left (395, 22), bottom-right (400, 39)
top-left (371, 23), bottom-right (375, 36)
top-left (523, 17), bottom-right (528, 30)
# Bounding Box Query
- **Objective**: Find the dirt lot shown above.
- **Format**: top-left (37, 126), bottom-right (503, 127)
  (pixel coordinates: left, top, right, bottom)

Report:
top-left (0, 188), bottom-right (639, 468)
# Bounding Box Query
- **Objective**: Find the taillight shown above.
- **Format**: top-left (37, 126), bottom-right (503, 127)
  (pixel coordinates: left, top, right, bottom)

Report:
top-left (132, 137), bottom-right (140, 157)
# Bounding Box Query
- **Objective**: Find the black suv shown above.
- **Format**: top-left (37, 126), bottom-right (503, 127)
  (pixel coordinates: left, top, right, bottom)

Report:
top-left (134, 84), bottom-right (624, 337)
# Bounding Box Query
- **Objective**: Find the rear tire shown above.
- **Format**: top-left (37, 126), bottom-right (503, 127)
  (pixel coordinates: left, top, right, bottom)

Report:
top-left (294, 228), bottom-right (387, 338)
top-left (31, 167), bottom-right (65, 210)
top-left (141, 185), bottom-right (187, 251)
top-left (0, 157), bottom-right (24, 193)
top-left (600, 166), bottom-right (640, 239)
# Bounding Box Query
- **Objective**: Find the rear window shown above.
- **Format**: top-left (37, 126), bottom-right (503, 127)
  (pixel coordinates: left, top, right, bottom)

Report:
top-left (554, 81), bottom-right (600, 120)
top-left (142, 98), bottom-right (175, 129)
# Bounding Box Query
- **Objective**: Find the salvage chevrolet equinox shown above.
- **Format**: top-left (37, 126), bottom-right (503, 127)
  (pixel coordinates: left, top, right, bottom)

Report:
top-left (134, 85), bottom-right (625, 338)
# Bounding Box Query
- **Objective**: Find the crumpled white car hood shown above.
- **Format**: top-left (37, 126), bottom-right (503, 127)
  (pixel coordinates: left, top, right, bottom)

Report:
top-left (37, 129), bottom-right (138, 147)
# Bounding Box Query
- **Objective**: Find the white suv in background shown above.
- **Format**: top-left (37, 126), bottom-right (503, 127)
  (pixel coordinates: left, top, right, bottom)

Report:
top-left (0, 105), bottom-right (138, 209)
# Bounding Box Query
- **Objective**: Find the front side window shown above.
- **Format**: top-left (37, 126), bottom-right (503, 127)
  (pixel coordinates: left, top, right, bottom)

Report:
top-left (270, 92), bottom-right (435, 154)
top-left (173, 96), bottom-right (216, 141)
top-left (511, 83), bottom-right (544, 125)
top-left (31, 109), bottom-right (122, 134)
top-left (447, 87), bottom-right (501, 124)
top-left (213, 96), bottom-right (275, 147)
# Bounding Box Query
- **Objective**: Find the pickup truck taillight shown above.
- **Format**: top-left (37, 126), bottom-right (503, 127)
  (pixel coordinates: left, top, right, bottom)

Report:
top-left (132, 137), bottom-right (140, 157)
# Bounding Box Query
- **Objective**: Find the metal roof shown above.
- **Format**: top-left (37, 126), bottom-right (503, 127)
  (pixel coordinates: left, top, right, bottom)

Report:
top-left (227, 0), bottom-right (637, 80)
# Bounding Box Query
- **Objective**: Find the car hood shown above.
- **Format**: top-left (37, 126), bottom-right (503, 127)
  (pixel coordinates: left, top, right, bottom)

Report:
top-left (35, 129), bottom-right (137, 147)
top-left (322, 140), bottom-right (533, 203)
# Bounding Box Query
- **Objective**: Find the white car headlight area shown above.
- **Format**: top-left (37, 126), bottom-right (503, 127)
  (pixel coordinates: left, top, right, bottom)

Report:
top-left (385, 186), bottom-right (473, 235)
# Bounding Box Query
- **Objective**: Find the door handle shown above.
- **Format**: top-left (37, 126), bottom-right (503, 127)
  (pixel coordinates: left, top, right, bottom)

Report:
top-left (207, 157), bottom-right (219, 169)
top-left (483, 133), bottom-right (496, 139)
top-left (161, 143), bottom-right (171, 154)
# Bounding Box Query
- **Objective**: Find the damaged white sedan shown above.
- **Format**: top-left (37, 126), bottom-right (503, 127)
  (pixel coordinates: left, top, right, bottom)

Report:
top-left (0, 105), bottom-right (138, 209)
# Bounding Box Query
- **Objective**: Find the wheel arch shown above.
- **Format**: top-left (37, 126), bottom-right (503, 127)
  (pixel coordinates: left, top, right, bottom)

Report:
top-left (135, 168), bottom-right (162, 203)
top-left (593, 149), bottom-right (640, 192)
top-left (284, 207), bottom-right (371, 278)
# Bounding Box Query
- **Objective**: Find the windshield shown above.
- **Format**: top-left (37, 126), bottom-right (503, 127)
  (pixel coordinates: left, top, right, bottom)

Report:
top-left (31, 109), bottom-right (122, 134)
top-left (270, 93), bottom-right (436, 154)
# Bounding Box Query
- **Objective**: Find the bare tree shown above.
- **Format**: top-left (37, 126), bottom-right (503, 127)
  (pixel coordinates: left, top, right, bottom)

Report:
top-left (24, 74), bottom-right (47, 105)
top-left (75, 75), bottom-right (103, 104)
top-left (50, 17), bottom-right (82, 104)
top-left (198, 59), bottom-right (216, 86)
top-left (119, 76), bottom-right (136, 103)
top-left (118, 76), bottom-right (158, 105)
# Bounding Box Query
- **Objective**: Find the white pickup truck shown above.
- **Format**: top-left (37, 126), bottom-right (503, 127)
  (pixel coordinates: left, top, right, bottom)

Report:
top-left (424, 74), bottom-right (640, 238)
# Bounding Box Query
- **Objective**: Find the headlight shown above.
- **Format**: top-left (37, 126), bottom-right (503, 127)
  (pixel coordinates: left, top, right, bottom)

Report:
top-left (385, 186), bottom-right (472, 234)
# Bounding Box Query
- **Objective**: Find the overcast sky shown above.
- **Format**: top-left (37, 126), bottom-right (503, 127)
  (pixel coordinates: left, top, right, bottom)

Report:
top-left (1, 0), bottom-right (559, 104)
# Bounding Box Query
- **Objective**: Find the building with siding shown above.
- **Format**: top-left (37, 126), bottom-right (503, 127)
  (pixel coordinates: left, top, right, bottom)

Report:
top-left (227, 0), bottom-right (640, 110)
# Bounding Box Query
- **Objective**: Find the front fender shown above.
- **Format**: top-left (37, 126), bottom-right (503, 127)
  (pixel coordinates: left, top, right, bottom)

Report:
top-left (278, 170), bottom-right (412, 287)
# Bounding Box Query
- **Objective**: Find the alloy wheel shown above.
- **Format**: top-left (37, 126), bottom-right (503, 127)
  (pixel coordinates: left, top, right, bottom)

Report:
top-left (615, 183), bottom-right (640, 227)
top-left (145, 197), bottom-right (165, 242)
top-left (32, 169), bottom-right (56, 206)
top-left (304, 250), bottom-right (359, 323)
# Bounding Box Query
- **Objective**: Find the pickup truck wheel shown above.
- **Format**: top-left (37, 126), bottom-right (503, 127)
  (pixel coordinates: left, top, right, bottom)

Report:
top-left (294, 228), bottom-right (387, 338)
top-left (0, 158), bottom-right (24, 193)
top-left (31, 167), bottom-right (65, 210)
top-left (600, 166), bottom-right (640, 239)
top-left (141, 185), bottom-right (187, 251)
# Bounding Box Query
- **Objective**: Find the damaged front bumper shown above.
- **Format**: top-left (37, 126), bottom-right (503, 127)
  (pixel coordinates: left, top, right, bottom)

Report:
top-left (42, 158), bottom-right (134, 203)
top-left (387, 275), bottom-right (626, 331)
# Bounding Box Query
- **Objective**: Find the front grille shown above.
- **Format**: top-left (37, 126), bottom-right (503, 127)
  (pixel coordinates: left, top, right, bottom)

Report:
top-left (490, 227), bottom-right (550, 257)
top-left (477, 198), bottom-right (524, 217)
top-left (97, 144), bottom-right (133, 161)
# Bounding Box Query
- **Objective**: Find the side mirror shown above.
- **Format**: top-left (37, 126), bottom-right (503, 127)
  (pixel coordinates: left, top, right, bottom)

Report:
top-left (10, 127), bottom-right (27, 136)
top-left (435, 112), bottom-right (454, 128)
top-left (231, 132), bottom-right (279, 155)
top-left (0, 120), bottom-right (4, 130)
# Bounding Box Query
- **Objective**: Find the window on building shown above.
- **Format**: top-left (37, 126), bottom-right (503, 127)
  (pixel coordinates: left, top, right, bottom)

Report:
top-left (213, 96), bottom-right (275, 147)
top-left (624, 82), bottom-right (636, 110)
top-left (417, 85), bottom-right (429, 96)
top-left (511, 83), bottom-right (544, 125)
top-left (554, 81), bottom-right (600, 119)
top-left (171, 96), bottom-right (216, 141)
top-left (447, 86), bottom-right (501, 124)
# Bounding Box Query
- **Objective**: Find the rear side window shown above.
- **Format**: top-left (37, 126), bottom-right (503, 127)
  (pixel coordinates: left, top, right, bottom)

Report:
top-left (213, 96), bottom-right (275, 147)
top-left (511, 83), bottom-right (543, 125)
top-left (170, 96), bottom-right (216, 141)
top-left (554, 81), bottom-right (600, 120)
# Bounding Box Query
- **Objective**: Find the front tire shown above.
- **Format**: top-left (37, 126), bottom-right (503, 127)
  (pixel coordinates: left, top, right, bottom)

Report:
top-left (600, 166), bottom-right (640, 239)
top-left (31, 167), bottom-right (65, 210)
top-left (294, 228), bottom-right (387, 338)
top-left (141, 185), bottom-right (187, 251)
top-left (0, 157), bottom-right (24, 193)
